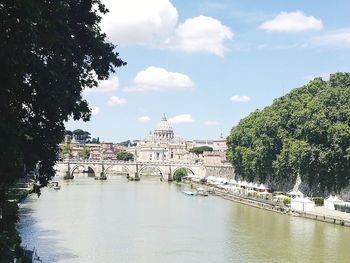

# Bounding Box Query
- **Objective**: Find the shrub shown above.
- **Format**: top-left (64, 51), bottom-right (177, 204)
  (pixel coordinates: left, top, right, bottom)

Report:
top-left (283, 197), bottom-right (291, 205)
top-left (173, 168), bottom-right (187, 182)
top-left (310, 197), bottom-right (324, 206)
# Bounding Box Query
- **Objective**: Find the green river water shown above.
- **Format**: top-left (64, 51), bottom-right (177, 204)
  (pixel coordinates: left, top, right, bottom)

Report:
top-left (18, 176), bottom-right (350, 263)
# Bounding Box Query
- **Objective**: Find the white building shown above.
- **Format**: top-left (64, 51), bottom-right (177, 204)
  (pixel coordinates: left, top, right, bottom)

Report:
top-left (324, 196), bottom-right (343, 210)
top-left (135, 115), bottom-right (191, 163)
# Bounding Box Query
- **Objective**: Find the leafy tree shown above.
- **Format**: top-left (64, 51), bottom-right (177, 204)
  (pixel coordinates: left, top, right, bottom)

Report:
top-left (116, 151), bottom-right (134, 161)
top-left (79, 146), bottom-right (91, 159)
top-left (190, 146), bottom-right (213, 155)
top-left (0, 0), bottom-right (125, 186)
top-left (65, 130), bottom-right (73, 136)
top-left (173, 168), bottom-right (187, 182)
top-left (91, 137), bottom-right (100, 144)
top-left (118, 140), bottom-right (137, 147)
top-left (61, 144), bottom-right (73, 157)
top-left (227, 73), bottom-right (350, 195)
top-left (73, 129), bottom-right (91, 142)
top-left (0, 1), bottom-right (125, 259)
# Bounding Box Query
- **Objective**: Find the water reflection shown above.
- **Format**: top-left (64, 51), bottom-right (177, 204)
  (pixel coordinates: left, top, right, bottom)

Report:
top-left (18, 177), bottom-right (350, 263)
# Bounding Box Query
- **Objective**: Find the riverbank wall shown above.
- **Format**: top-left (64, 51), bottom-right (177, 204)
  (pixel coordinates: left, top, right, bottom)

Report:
top-left (0, 177), bottom-right (35, 263)
top-left (189, 182), bottom-right (350, 227)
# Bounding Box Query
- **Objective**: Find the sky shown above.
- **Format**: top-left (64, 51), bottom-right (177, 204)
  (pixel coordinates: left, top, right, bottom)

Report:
top-left (65, 0), bottom-right (350, 142)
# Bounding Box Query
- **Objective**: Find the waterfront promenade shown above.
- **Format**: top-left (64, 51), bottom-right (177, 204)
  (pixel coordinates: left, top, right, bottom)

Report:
top-left (190, 182), bottom-right (350, 227)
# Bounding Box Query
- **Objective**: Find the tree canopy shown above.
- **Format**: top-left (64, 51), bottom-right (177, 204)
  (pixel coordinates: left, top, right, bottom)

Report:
top-left (118, 140), bottom-right (137, 147)
top-left (0, 0), bottom-right (125, 187)
top-left (79, 146), bottom-right (91, 159)
top-left (190, 146), bottom-right (213, 155)
top-left (117, 152), bottom-right (134, 161)
top-left (173, 168), bottom-right (187, 182)
top-left (227, 73), bottom-right (350, 195)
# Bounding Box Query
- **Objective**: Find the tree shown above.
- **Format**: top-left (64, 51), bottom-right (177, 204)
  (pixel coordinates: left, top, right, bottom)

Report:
top-left (0, 0), bottom-right (125, 187)
top-left (65, 130), bottom-right (73, 136)
top-left (116, 152), bottom-right (134, 161)
top-left (227, 73), bottom-right (350, 195)
top-left (173, 168), bottom-right (188, 182)
top-left (79, 146), bottom-right (91, 159)
top-left (0, 1), bottom-right (125, 259)
top-left (118, 140), bottom-right (137, 147)
top-left (190, 146), bottom-right (213, 155)
top-left (73, 129), bottom-right (91, 142)
top-left (91, 137), bottom-right (100, 144)
top-left (61, 144), bottom-right (73, 157)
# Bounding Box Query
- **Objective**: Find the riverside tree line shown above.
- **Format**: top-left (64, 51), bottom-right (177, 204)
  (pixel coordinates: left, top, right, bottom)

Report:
top-left (0, 1), bottom-right (125, 261)
top-left (227, 73), bottom-right (350, 196)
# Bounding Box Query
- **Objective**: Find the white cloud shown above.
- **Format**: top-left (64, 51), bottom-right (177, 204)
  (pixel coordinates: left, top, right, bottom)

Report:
top-left (311, 29), bottom-right (350, 47)
top-left (137, 116), bottom-right (151, 123)
top-left (230, 95), bottom-right (251, 102)
top-left (305, 72), bottom-right (330, 81)
top-left (107, 96), bottom-right (127, 105)
top-left (90, 106), bottom-right (100, 115)
top-left (204, 121), bottom-right (220, 126)
top-left (100, 2), bottom-right (232, 56)
top-left (165, 15), bottom-right (233, 57)
top-left (84, 76), bottom-right (119, 94)
top-left (259, 11), bottom-right (323, 32)
top-left (168, 114), bottom-right (194, 124)
top-left (124, 66), bottom-right (194, 92)
top-left (101, 0), bottom-right (178, 45)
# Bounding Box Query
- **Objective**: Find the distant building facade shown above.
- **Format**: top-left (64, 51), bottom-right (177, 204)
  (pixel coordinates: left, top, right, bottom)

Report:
top-left (59, 115), bottom-right (228, 164)
top-left (135, 115), bottom-right (191, 162)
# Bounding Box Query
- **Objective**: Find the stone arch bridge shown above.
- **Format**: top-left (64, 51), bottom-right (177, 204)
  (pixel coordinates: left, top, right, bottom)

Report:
top-left (55, 160), bottom-right (234, 181)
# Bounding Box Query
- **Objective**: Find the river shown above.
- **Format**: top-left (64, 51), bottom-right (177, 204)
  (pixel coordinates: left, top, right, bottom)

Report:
top-left (18, 176), bottom-right (350, 263)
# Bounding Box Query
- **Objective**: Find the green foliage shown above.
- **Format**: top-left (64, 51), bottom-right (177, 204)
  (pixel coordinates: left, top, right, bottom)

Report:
top-left (310, 197), bottom-right (324, 206)
top-left (73, 129), bottom-right (91, 142)
top-left (65, 130), bottom-right (73, 136)
top-left (0, 1), bottom-right (125, 257)
top-left (118, 140), bottom-right (137, 147)
top-left (90, 137), bottom-right (100, 144)
top-left (0, 0), bottom-right (125, 187)
top-left (173, 168), bottom-right (188, 182)
top-left (117, 151), bottom-right (134, 161)
top-left (78, 146), bottom-right (91, 159)
top-left (227, 73), bottom-right (350, 194)
top-left (283, 197), bottom-right (291, 205)
top-left (61, 144), bottom-right (73, 157)
top-left (190, 146), bottom-right (213, 154)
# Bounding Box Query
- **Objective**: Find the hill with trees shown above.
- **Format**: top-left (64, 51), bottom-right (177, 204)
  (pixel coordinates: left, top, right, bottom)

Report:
top-left (227, 73), bottom-right (350, 197)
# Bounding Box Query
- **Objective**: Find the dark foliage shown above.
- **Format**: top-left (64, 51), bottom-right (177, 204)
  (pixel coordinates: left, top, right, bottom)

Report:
top-left (190, 146), bottom-right (213, 155)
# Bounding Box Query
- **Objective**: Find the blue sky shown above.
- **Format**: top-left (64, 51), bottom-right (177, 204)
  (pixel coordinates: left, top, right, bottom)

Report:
top-left (66, 0), bottom-right (350, 142)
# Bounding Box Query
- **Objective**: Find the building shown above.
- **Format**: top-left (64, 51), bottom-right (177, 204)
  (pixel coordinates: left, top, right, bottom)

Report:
top-left (134, 115), bottom-right (228, 164)
top-left (59, 115), bottom-right (228, 164)
top-left (135, 115), bottom-right (191, 162)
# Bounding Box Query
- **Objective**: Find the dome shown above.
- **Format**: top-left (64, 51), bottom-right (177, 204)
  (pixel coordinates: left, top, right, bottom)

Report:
top-left (155, 114), bottom-right (173, 132)
top-left (154, 114), bottom-right (174, 139)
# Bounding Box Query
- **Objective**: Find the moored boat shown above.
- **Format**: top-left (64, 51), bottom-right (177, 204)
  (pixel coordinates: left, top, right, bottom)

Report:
top-left (182, 190), bottom-right (197, 196)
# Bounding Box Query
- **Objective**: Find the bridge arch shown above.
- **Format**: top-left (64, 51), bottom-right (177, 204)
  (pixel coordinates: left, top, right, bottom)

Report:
top-left (70, 164), bottom-right (96, 177)
top-left (138, 165), bottom-right (165, 180)
top-left (104, 164), bottom-right (131, 176)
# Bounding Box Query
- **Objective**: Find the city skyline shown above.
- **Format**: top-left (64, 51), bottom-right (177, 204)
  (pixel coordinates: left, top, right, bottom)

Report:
top-left (65, 0), bottom-right (350, 142)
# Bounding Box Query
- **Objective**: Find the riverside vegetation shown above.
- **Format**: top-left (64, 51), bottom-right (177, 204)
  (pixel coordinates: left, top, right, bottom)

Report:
top-left (0, 1), bottom-right (125, 261)
top-left (227, 73), bottom-right (350, 197)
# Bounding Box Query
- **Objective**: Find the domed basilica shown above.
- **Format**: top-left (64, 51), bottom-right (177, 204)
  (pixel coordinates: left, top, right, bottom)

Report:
top-left (136, 115), bottom-right (191, 162)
